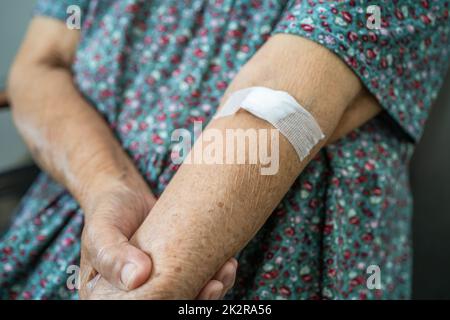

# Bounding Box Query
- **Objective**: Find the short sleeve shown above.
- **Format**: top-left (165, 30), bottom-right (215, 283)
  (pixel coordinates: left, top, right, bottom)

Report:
top-left (34, 0), bottom-right (90, 22)
top-left (272, 0), bottom-right (450, 142)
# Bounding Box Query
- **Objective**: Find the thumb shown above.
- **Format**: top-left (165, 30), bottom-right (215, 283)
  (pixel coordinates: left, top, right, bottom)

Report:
top-left (83, 222), bottom-right (152, 291)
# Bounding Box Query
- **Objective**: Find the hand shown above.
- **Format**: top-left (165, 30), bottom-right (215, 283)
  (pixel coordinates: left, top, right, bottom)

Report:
top-left (79, 179), bottom-right (155, 298)
top-left (86, 257), bottom-right (238, 300)
top-left (78, 176), bottom-right (238, 299)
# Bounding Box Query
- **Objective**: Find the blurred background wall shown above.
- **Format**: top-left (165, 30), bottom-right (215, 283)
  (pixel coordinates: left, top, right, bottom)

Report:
top-left (0, 0), bottom-right (449, 299)
top-left (0, 0), bottom-right (34, 172)
top-left (411, 71), bottom-right (450, 299)
top-left (0, 0), bottom-right (36, 232)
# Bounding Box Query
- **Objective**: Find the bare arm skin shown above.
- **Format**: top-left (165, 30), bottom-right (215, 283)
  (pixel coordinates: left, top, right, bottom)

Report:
top-left (8, 17), bottom-right (155, 291)
top-left (88, 34), bottom-right (382, 299)
top-left (8, 17), bottom-right (238, 298)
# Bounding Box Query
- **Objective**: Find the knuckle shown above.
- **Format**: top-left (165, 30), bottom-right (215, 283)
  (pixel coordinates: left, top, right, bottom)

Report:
top-left (95, 243), bottom-right (114, 267)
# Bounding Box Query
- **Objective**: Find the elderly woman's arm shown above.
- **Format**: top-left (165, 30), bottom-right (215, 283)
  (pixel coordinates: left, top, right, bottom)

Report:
top-left (88, 34), bottom-right (381, 299)
top-left (8, 17), bottom-right (237, 298)
top-left (7, 17), bottom-right (159, 291)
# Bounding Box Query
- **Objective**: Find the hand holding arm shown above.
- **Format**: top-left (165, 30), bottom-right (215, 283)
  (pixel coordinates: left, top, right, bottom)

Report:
top-left (8, 17), bottom-right (237, 298)
top-left (88, 34), bottom-right (381, 299)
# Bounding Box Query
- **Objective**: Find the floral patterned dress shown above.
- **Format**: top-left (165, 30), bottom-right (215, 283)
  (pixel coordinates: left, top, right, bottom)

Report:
top-left (1, 0), bottom-right (449, 300)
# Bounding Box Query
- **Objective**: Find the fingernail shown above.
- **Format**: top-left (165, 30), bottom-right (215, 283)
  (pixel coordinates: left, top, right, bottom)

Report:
top-left (209, 284), bottom-right (223, 300)
top-left (121, 263), bottom-right (137, 289)
top-left (222, 273), bottom-right (234, 288)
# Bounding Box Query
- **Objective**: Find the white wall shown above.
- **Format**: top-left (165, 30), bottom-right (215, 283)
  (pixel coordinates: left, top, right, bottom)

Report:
top-left (0, 0), bottom-right (36, 172)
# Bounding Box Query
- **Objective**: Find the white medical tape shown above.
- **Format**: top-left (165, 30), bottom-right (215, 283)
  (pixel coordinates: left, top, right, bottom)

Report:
top-left (214, 86), bottom-right (325, 161)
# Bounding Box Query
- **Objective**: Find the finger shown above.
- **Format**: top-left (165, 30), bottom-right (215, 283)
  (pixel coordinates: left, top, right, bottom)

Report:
top-left (83, 222), bottom-right (152, 291)
top-left (212, 258), bottom-right (237, 298)
top-left (196, 258), bottom-right (237, 300)
top-left (79, 250), bottom-right (97, 299)
top-left (221, 258), bottom-right (238, 298)
top-left (196, 280), bottom-right (224, 300)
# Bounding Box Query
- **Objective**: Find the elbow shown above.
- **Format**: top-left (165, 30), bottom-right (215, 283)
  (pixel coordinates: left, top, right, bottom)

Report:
top-left (6, 58), bottom-right (31, 115)
top-left (7, 58), bottom-right (50, 120)
top-left (6, 62), bottom-right (20, 108)
top-left (6, 59), bottom-right (47, 137)
top-left (7, 63), bottom-right (31, 130)
top-left (7, 53), bottom-right (66, 109)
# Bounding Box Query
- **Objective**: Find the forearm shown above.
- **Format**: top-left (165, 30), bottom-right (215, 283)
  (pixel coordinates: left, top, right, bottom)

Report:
top-left (7, 20), bottom-right (148, 214)
top-left (128, 115), bottom-right (316, 299)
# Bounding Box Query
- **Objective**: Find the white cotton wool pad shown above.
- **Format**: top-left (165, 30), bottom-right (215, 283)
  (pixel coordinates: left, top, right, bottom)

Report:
top-left (214, 86), bottom-right (325, 161)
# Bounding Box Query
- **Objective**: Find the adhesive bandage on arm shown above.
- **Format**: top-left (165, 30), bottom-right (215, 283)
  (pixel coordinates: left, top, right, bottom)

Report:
top-left (214, 86), bottom-right (325, 161)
